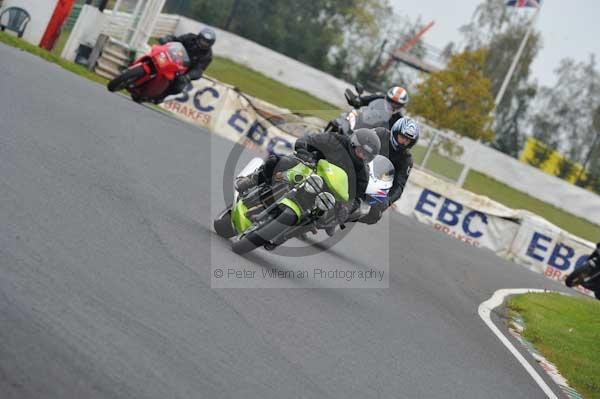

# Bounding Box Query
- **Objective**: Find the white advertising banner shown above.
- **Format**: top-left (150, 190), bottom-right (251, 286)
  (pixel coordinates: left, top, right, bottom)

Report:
top-left (160, 78), bottom-right (297, 156)
top-left (394, 171), bottom-right (597, 297)
top-left (395, 170), bottom-right (520, 255)
top-left (508, 215), bottom-right (596, 296)
top-left (160, 78), bottom-right (227, 131)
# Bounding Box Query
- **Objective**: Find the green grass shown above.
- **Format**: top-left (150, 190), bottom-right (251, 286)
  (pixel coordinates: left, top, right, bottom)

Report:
top-left (507, 293), bottom-right (600, 398)
top-left (205, 56), bottom-right (340, 120)
top-left (412, 145), bottom-right (464, 181)
top-left (0, 31), bottom-right (108, 85)
top-left (50, 29), bottom-right (71, 57)
top-left (464, 171), bottom-right (600, 242)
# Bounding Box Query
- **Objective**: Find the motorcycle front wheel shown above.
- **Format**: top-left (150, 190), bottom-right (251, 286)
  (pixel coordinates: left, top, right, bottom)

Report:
top-left (565, 263), bottom-right (593, 287)
top-left (214, 208), bottom-right (235, 238)
top-left (107, 65), bottom-right (146, 92)
top-left (232, 207), bottom-right (297, 255)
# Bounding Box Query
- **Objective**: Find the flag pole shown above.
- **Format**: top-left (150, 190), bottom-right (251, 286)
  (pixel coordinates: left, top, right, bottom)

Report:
top-left (494, 5), bottom-right (541, 107)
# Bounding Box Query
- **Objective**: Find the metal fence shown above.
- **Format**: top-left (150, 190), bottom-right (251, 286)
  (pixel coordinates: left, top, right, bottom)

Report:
top-left (411, 121), bottom-right (468, 185)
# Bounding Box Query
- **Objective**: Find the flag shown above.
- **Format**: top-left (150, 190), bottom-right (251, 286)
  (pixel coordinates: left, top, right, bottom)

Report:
top-left (506, 0), bottom-right (541, 7)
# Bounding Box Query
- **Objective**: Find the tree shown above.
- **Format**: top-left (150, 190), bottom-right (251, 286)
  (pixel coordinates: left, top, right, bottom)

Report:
top-left (409, 49), bottom-right (494, 141)
top-left (493, 83), bottom-right (537, 157)
top-left (486, 26), bottom-right (540, 156)
top-left (575, 105), bottom-right (600, 188)
top-left (458, 0), bottom-right (542, 156)
top-left (324, 0), bottom-right (395, 84)
top-left (530, 56), bottom-right (600, 163)
top-left (163, 0), bottom-right (432, 92)
top-left (528, 55), bottom-right (600, 191)
top-left (342, 13), bottom-right (429, 90)
top-left (165, 0), bottom-right (392, 73)
top-left (459, 0), bottom-right (514, 50)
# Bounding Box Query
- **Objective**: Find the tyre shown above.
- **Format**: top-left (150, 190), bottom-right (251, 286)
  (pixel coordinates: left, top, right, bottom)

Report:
top-left (232, 208), bottom-right (297, 255)
top-left (565, 264), bottom-right (591, 287)
top-left (107, 65), bottom-right (146, 92)
top-left (131, 93), bottom-right (143, 103)
top-left (214, 210), bottom-right (235, 238)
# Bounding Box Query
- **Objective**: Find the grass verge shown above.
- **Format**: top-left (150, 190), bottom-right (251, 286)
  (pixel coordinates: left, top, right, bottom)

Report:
top-left (507, 293), bottom-right (600, 398)
top-left (206, 56), bottom-right (340, 120)
top-left (50, 29), bottom-right (71, 57)
top-left (1, 31), bottom-right (599, 240)
top-left (412, 145), bottom-right (464, 181)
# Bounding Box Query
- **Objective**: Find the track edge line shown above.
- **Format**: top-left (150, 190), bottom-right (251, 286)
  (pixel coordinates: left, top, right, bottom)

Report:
top-left (478, 288), bottom-right (559, 399)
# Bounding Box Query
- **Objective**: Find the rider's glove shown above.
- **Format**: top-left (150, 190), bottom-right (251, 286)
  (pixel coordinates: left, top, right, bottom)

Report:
top-left (295, 149), bottom-right (314, 163)
top-left (158, 34), bottom-right (175, 45)
top-left (325, 119), bottom-right (340, 133)
top-left (181, 74), bottom-right (192, 85)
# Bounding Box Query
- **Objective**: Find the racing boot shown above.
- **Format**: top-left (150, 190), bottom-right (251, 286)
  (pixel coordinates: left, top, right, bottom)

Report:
top-left (325, 226), bottom-right (336, 237)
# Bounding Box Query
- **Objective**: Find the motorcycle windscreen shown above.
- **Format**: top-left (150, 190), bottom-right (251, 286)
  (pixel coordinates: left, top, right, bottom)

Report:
top-left (366, 155), bottom-right (394, 203)
top-left (166, 42), bottom-right (191, 68)
top-left (356, 98), bottom-right (391, 128)
top-left (316, 160), bottom-right (349, 203)
top-left (370, 155), bottom-right (394, 182)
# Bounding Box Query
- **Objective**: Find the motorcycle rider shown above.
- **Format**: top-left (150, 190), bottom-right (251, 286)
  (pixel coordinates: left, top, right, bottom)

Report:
top-left (153, 27), bottom-right (216, 103)
top-left (359, 117), bottom-right (419, 224)
top-left (566, 242), bottom-right (600, 299)
top-left (235, 128), bottom-right (381, 232)
top-left (346, 86), bottom-right (409, 129)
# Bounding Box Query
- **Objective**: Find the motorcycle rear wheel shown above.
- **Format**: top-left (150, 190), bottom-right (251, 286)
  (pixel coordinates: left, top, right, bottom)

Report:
top-left (232, 208), bottom-right (297, 255)
top-left (107, 65), bottom-right (146, 92)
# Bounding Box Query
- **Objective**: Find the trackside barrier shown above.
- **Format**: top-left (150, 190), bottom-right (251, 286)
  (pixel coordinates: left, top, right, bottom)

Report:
top-left (397, 170), bottom-right (596, 297)
top-left (159, 77), bottom-right (321, 157)
top-left (159, 78), bottom-right (596, 297)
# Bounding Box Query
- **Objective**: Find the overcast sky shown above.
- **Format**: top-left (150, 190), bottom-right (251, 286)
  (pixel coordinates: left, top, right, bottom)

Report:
top-left (391, 0), bottom-right (600, 87)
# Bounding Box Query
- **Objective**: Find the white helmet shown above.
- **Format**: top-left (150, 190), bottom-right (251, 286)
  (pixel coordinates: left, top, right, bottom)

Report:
top-left (385, 86), bottom-right (409, 113)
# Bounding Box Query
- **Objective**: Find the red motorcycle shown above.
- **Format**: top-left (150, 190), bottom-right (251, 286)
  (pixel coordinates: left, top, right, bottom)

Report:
top-left (107, 42), bottom-right (190, 103)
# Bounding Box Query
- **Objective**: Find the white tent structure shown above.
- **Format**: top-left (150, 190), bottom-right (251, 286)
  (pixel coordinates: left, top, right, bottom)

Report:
top-left (105, 0), bottom-right (166, 51)
top-left (62, 0), bottom-right (166, 62)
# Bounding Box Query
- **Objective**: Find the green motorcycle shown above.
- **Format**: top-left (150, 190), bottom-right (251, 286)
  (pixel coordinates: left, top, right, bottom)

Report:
top-left (214, 154), bottom-right (350, 254)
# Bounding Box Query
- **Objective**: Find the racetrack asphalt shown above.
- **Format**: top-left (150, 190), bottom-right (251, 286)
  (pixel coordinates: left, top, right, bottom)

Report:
top-left (0, 42), bottom-right (577, 398)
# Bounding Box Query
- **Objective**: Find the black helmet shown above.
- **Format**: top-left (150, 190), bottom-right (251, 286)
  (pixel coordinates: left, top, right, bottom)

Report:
top-left (390, 117), bottom-right (419, 150)
top-left (349, 128), bottom-right (381, 163)
top-left (197, 27), bottom-right (216, 50)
